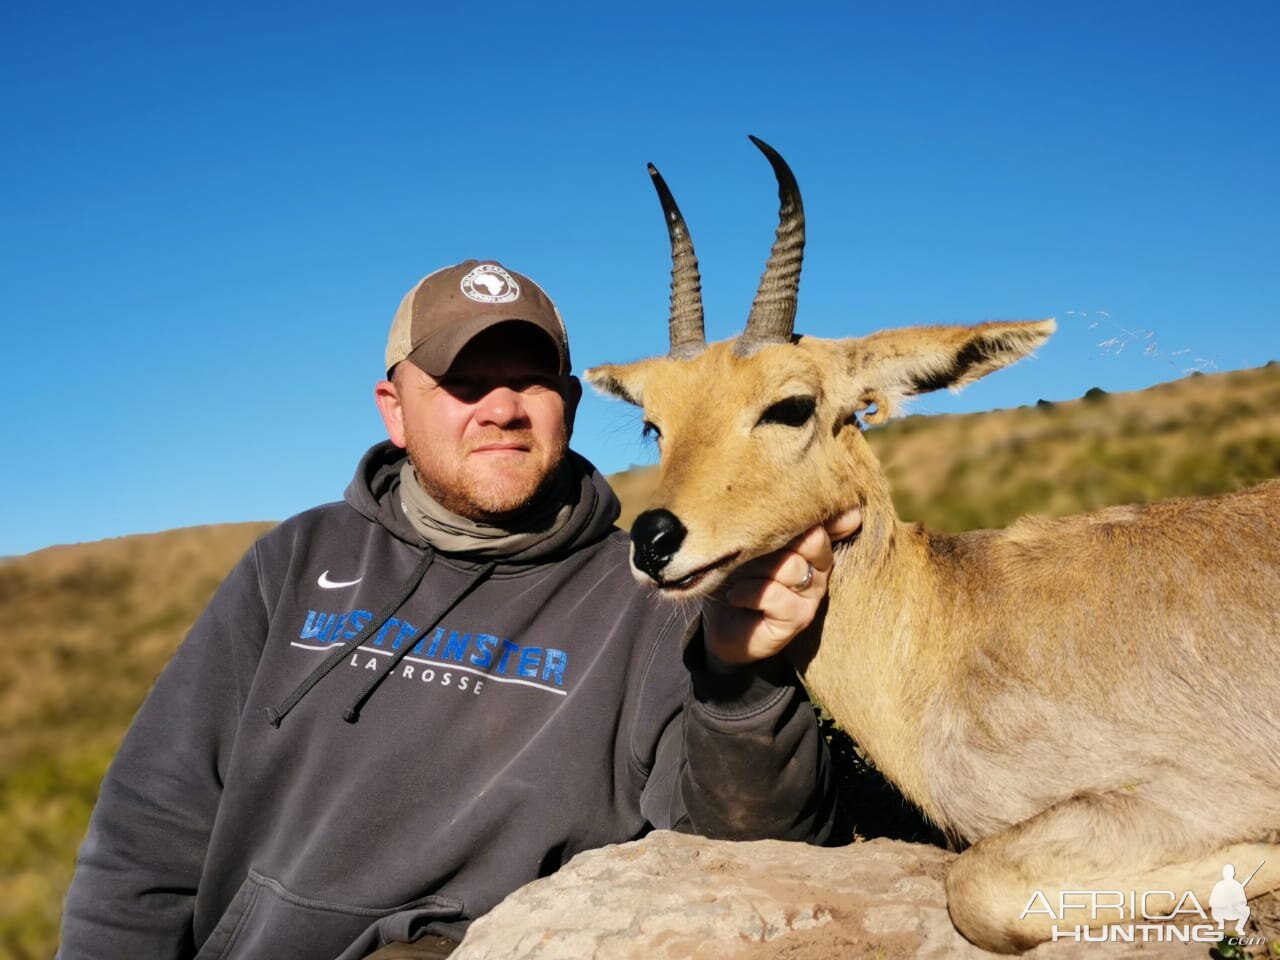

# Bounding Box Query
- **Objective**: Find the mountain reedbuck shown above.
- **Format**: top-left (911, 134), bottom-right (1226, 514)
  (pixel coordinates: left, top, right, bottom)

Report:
top-left (586, 137), bottom-right (1280, 952)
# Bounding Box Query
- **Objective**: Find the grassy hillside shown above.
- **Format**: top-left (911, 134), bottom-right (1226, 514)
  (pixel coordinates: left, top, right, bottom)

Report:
top-left (3, 363), bottom-right (1277, 958)
top-left (0, 523), bottom-right (274, 959)
top-left (873, 362), bottom-right (1280, 531)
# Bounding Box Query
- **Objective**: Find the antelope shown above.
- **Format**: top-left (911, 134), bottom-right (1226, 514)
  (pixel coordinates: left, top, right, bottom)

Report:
top-left (586, 137), bottom-right (1280, 953)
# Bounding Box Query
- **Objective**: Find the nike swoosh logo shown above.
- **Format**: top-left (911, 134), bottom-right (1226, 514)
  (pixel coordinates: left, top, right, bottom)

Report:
top-left (318, 571), bottom-right (363, 590)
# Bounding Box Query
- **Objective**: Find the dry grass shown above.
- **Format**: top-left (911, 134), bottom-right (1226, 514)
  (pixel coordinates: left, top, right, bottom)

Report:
top-left (4, 363), bottom-right (1277, 959)
top-left (0, 522), bottom-right (273, 960)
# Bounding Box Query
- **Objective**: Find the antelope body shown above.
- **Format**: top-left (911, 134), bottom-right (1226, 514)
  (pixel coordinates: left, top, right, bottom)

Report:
top-left (587, 138), bottom-right (1280, 952)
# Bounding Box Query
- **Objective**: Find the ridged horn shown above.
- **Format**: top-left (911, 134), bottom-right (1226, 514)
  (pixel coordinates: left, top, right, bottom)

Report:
top-left (648, 162), bottom-right (705, 359)
top-left (738, 135), bottom-right (805, 355)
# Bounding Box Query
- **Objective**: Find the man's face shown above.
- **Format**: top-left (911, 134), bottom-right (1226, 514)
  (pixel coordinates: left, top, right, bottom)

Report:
top-left (375, 323), bottom-right (581, 522)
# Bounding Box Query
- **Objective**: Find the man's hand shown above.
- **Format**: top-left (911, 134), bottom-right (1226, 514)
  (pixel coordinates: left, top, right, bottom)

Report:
top-left (702, 508), bottom-right (863, 670)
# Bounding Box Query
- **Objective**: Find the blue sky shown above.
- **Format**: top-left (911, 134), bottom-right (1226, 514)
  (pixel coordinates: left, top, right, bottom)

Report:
top-left (2, 2), bottom-right (1277, 556)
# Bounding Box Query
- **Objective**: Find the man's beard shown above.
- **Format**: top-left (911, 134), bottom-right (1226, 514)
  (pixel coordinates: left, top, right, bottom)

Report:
top-left (407, 431), bottom-right (570, 524)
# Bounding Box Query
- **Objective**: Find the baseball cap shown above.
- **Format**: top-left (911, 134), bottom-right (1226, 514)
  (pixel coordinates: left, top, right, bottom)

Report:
top-left (385, 260), bottom-right (571, 378)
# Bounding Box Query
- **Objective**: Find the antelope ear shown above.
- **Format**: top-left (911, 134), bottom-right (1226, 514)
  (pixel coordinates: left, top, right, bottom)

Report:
top-left (839, 318), bottom-right (1055, 422)
top-left (584, 359), bottom-right (654, 407)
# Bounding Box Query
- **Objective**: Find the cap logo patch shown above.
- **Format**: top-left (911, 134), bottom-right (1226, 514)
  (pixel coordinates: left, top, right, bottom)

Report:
top-left (461, 264), bottom-right (520, 304)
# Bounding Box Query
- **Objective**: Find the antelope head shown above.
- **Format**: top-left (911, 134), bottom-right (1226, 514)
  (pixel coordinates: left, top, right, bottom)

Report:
top-left (586, 137), bottom-right (1054, 596)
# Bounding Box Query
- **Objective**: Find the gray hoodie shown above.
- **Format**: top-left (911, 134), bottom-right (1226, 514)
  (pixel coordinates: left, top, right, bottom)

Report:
top-left (58, 442), bottom-right (833, 960)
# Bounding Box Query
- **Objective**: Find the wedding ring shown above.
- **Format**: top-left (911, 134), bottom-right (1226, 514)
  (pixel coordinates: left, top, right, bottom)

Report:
top-left (793, 562), bottom-right (814, 591)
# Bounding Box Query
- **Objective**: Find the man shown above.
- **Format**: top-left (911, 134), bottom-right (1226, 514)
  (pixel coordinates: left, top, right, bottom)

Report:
top-left (58, 260), bottom-right (856, 959)
top-left (1210, 863), bottom-right (1253, 936)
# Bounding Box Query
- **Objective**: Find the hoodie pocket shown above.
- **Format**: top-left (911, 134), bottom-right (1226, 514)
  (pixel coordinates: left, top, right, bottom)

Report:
top-left (194, 870), bottom-right (464, 960)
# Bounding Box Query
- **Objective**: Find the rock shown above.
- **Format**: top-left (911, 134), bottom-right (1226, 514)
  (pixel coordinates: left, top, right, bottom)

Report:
top-left (454, 832), bottom-right (1194, 959)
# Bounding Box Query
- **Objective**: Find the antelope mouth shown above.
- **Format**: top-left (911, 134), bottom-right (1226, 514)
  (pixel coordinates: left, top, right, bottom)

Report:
top-left (655, 552), bottom-right (741, 595)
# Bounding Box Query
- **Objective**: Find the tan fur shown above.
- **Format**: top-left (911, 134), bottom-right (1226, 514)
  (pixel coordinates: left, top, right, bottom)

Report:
top-left (587, 322), bottom-right (1280, 952)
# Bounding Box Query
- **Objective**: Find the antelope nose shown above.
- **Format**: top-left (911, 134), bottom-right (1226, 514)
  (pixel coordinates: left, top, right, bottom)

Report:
top-left (631, 509), bottom-right (687, 582)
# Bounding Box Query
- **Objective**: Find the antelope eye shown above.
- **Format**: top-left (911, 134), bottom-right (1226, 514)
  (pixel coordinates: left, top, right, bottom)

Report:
top-left (641, 420), bottom-right (662, 442)
top-left (757, 395), bottom-right (816, 428)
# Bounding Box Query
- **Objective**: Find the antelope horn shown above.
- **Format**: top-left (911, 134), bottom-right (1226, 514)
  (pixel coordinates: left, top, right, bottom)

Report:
top-left (648, 162), bottom-right (705, 359)
top-left (738, 135), bottom-right (805, 355)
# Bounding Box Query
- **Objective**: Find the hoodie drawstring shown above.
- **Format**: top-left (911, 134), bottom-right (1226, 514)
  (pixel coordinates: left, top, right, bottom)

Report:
top-left (340, 560), bottom-right (496, 724)
top-left (266, 549), bottom-right (437, 728)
